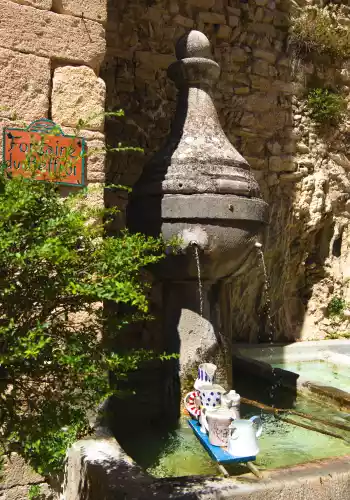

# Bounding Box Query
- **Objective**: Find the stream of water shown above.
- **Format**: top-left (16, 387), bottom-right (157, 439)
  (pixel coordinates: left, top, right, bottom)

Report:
top-left (255, 243), bottom-right (280, 406)
top-left (193, 244), bottom-right (204, 317)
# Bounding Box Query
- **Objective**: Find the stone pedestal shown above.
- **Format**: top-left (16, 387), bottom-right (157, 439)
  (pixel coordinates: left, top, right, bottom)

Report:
top-left (163, 281), bottom-right (232, 394)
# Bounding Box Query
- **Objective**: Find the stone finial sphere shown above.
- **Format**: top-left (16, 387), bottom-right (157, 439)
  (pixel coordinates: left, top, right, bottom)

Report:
top-left (175, 30), bottom-right (213, 60)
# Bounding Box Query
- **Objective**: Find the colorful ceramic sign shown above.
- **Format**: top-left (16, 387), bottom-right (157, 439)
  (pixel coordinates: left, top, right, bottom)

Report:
top-left (2, 119), bottom-right (86, 187)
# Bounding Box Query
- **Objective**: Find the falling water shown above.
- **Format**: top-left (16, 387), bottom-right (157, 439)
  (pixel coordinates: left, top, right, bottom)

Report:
top-left (255, 242), bottom-right (279, 406)
top-left (193, 244), bottom-right (204, 317)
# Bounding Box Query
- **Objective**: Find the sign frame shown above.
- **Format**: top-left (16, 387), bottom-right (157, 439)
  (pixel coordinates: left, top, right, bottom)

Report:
top-left (2, 118), bottom-right (86, 187)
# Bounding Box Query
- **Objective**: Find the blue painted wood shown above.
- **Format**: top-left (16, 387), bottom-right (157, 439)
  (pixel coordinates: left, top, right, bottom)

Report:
top-left (188, 419), bottom-right (256, 465)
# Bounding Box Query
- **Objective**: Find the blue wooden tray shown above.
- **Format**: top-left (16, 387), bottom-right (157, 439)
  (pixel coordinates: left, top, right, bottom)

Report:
top-left (188, 419), bottom-right (256, 465)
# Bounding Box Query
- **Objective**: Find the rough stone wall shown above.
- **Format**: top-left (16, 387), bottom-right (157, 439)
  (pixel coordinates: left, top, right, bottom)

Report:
top-left (0, 0), bottom-right (107, 496)
top-left (102, 0), bottom-right (350, 343)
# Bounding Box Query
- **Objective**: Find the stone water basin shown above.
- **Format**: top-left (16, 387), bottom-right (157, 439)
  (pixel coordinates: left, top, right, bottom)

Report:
top-left (115, 340), bottom-right (350, 480)
top-left (116, 387), bottom-right (349, 478)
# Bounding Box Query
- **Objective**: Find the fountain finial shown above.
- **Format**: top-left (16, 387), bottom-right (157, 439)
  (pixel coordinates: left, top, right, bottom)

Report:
top-left (175, 30), bottom-right (213, 60)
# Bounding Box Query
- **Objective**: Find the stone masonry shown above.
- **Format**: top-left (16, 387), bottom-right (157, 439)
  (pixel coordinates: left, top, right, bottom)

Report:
top-left (0, 0), bottom-right (107, 497)
top-left (102, 0), bottom-right (350, 344)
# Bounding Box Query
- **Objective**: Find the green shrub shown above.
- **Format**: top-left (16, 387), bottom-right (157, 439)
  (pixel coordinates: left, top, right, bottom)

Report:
top-left (306, 88), bottom-right (346, 126)
top-left (327, 296), bottom-right (346, 316)
top-left (291, 9), bottom-right (350, 59)
top-left (28, 485), bottom-right (42, 500)
top-left (0, 170), bottom-right (168, 476)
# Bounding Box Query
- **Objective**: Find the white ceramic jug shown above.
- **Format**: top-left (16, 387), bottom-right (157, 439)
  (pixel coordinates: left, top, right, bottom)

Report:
top-left (228, 416), bottom-right (262, 457)
top-left (221, 390), bottom-right (241, 419)
top-left (204, 407), bottom-right (233, 446)
top-left (194, 363), bottom-right (217, 390)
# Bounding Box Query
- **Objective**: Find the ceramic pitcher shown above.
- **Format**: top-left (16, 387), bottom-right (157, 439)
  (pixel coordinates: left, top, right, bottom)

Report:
top-left (194, 363), bottom-right (217, 390)
top-left (204, 407), bottom-right (233, 446)
top-left (228, 416), bottom-right (262, 457)
top-left (197, 383), bottom-right (226, 409)
top-left (221, 390), bottom-right (241, 419)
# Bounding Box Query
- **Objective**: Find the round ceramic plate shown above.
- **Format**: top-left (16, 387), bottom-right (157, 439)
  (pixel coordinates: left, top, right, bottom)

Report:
top-left (184, 391), bottom-right (201, 418)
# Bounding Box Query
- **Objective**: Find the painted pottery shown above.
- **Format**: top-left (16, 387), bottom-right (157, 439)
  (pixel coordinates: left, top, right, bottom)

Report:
top-left (194, 363), bottom-right (217, 390)
top-left (221, 390), bottom-right (241, 419)
top-left (204, 407), bottom-right (234, 446)
top-left (228, 416), bottom-right (263, 457)
top-left (197, 383), bottom-right (226, 409)
top-left (184, 391), bottom-right (201, 419)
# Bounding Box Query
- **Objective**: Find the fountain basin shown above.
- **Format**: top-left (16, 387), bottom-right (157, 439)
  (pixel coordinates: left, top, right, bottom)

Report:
top-left (235, 339), bottom-right (350, 406)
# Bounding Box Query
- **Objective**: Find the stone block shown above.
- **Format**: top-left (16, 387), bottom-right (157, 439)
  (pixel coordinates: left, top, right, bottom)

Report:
top-left (0, 48), bottom-right (50, 121)
top-left (279, 171), bottom-right (304, 182)
top-left (296, 142), bottom-right (310, 154)
top-left (267, 141), bottom-right (282, 155)
top-left (240, 112), bottom-right (257, 128)
top-left (227, 6), bottom-right (240, 16)
top-left (272, 80), bottom-right (295, 94)
top-left (253, 49), bottom-right (277, 64)
top-left (252, 59), bottom-right (270, 77)
top-left (9, 0), bottom-right (51, 9)
top-left (231, 47), bottom-right (248, 62)
top-left (254, 7), bottom-right (265, 23)
top-left (234, 86), bottom-right (250, 95)
top-left (246, 157), bottom-right (267, 170)
top-left (247, 22), bottom-right (276, 37)
top-left (198, 12), bottom-right (225, 24)
top-left (172, 15), bottom-right (194, 28)
top-left (269, 155), bottom-right (296, 172)
top-left (0, 0), bottom-right (105, 70)
top-left (250, 75), bottom-right (270, 91)
top-left (135, 51), bottom-right (175, 70)
top-left (274, 11), bottom-right (289, 28)
top-left (227, 15), bottom-right (239, 29)
top-left (216, 25), bottom-right (232, 39)
top-left (52, 66), bottom-right (105, 131)
top-left (86, 139), bottom-right (105, 182)
top-left (51, 0), bottom-right (107, 24)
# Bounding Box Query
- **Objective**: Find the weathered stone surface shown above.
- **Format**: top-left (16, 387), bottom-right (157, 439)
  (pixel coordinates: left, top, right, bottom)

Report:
top-left (216, 25), bottom-right (232, 40)
top-left (0, 484), bottom-right (53, 500)
top-left (231, 47), bottom-right (249, 62)
top-left (135, 51), bottom-right (175, 69)
top-left (269, 155), bottom-right (296, 172)
top-left (0, 48), bottom-right (50, 121)
top-left (86, 139), bottom-right (105, 182)
top-left (52, 66), bottom-right (106, 131)
top-left (9, 0), bottom-right (51, 9)
top-left (253, 49), bottom-right (277, 64)
top-left (0, 454), bottom-right (43, 489)
top-left (198, 12), bottom-right (225, 24)
top-left (252, 59), bottom-right (270, 77)
top-left (0, 0), bottom-right (105, 69)
top-left (228, 15), bottom-right (239, 27)
top-left (62, 434), bottom-right (350, 500)
top-left (52, 0), bottom-right (107, 23)
top-left (173, 14), bottom-right (194, 28)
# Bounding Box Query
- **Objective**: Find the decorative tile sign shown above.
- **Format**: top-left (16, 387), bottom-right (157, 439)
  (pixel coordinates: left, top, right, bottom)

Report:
top-left (2, 119), bottom-right (86, 187)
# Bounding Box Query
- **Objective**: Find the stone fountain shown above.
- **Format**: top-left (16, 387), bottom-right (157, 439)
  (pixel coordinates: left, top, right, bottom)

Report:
top-left (127, 30), bottom-right (268, 420)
